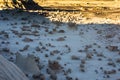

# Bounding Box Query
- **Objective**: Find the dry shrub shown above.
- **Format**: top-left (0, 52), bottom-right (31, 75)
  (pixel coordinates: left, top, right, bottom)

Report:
top-left (67, 22), bottom-right (77, 30)
top-left (48, 60), bottom-right (62, 71)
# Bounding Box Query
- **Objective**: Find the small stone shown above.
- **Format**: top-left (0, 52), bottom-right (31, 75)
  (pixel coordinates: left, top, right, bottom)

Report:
top-left (56, 37), bottom-right (65, 41)
top-left (104, 69), bottom-right (116, 74)
top-left (81, 59), bottom-right (86, 64)
top-left (86, 53), bottom-right (93, 59)
top-left (58, 30), bottom-right (65, 33)
top-left (21, 17), bottom-right (28, 21)
top-left (31, 23), bottom-right (40, 28)
top-left (50, 73), bottom-right (57, 80)
top-left (2, 48), bottom-right (10, 52)
top-left (35, 46), bottom-right (41, 51)
top-left (48, 60), bottom-right (62, 71)
top-left (107, 61), bottom-right (116, 67)
top-left (45, 54), bottom-right (48, 57)
top-left (116, 58), bottom-right (120, 63)
top-left (97, 30), bottom-right (102, 34)
top-left (22, 37), bottom-right (33, 42)
top-left (32, 73), bottom-right (40, 79)
top-left (16, 42), bottom-right (19, 45)
top-left (106, 45), bottom-right (118, 51)
top-left (80, 68), bottom-right (85, 72)
top-left (20, 45), bottom-right (30, 51)
top-left (48, 31), bottom-right (53, 34)
top-left (66, 76), bottom-right (73, 80)
top-left (71, 55), bottom-right (80, 60)
top-left (80, 64), bottom-right (85, 68)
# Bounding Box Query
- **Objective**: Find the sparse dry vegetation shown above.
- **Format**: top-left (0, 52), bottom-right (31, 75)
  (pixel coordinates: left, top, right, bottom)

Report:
top-left (0, 0), bottom-right (120, 80)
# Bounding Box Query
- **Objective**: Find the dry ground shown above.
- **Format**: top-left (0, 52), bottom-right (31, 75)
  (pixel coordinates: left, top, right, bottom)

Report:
top-left (35, 0), bottom-right (120, 20)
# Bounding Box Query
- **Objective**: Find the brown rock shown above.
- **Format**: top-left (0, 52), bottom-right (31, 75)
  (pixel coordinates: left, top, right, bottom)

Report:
top-left (106, 45), bottom-right (119, 51)
top-left (22, 37), bottom-right (33, 42)
top-left (56, 37), bottom-right (65, 41)
top-left (48, 60), bottom-right (62, 71)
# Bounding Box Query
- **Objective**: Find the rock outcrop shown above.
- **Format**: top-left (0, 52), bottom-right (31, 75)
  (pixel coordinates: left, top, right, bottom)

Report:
top-left (16, 53), bottom-right (40, 75)
top-left (0, 55), bottom-right (29, 80)
top-left (0, 0), bottom-right (43, 10)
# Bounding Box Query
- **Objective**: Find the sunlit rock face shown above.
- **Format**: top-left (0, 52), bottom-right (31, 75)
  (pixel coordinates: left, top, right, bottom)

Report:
top-left (0, 0), bottom-right (43, 10)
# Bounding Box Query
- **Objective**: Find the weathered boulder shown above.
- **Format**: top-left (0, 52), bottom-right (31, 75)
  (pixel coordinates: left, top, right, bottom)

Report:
top-left (16, 53), bottom-right (40, 75)
top-left (0, 55), bottom-right (29, 80)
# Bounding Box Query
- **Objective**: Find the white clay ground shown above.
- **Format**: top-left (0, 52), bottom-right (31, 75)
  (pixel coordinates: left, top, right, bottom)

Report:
top-left (0, 10), bottom-right (120, 80)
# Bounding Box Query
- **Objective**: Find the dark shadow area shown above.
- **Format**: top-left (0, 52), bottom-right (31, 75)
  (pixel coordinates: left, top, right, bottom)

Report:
top-left (20, 0), bottom-right (43, 10)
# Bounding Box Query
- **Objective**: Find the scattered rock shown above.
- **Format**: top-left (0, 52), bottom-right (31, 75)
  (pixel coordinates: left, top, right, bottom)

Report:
top-left (20, 45), bottom-right (30, 52)
top-left (48, 60), bottom-right (62, 71)
top-left (48, 31), bottom-right (54, 34)
top-left (32, 73), bottom-right (45, 80)
top-left (2, 48), bottom-right (10, 52)
top-left (21, 17), bottom-right (28, 21)
top-left (86, 53), bottom-right (93, 59)
top-left (107, 61), bottom-right (116, 67)
top-left (22, 37), bottom-right (33, 42)
top-left (50, 50), bottom-right (60, 55)
top-left (116, 58), bottom-right (120, 63)
top-left (71, 55), bottom-right (80, 60)
top-left (105, 33), bottom-right (115, 38)
top-left (106, 45), bottom-right (119, 51)
top-left (3, 17), bottom-right (9, 20)
top-left (56, 37), bottom-right (65, 41)
top-left (11, 29), bottom-right (19, 34)
top-left (50, 72), bottom-right (57, 80)
top-left (31, 23), bottom-right (40, 28)
top-left (66, 76), bottom-right (73, 80)
top-left (81, 59), bottom-right (86, 64)
top-left (58, 30), bottom-right (65, 33)
top-left (21, 26), bottom-right (31, 31)
top-left (35, 46), bottom-right (41, 51)
top-left (97, 30), bottom-right (102, 34)
top-left (104, 69), bottom-right (116, 74)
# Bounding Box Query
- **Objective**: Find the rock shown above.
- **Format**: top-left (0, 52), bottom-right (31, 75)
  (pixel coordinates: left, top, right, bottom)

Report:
top-left (58, 30), bottom-right (65, 33)
top-left (104, 69), bottom-right (116, 74)
top-left (56, 37), bottom-right (65, 41)
top-left (21, 17), bottom-right (28, 21)
top-left (16, 53), bottom-right (40, 75)
top-left (48, 60), bottom-right (62, 71)
top-left (106, 45), bottom-right (119, 51)
top-left (0, 55), bottom-right (29, 80)
top-left (50, 73), bottom-right (57, 80)
top-left (20, 45), bottom-right (30, 52)
top-left (35, 46), bottom-right (41, 51)
top-left (21, 26), bottom-right (31, 31)
top-left (71, 55), bottom-right (80, 60)
top-left (32, 73), bottom-right (45, 80)
top-left (22, 37), bottom-right (33, 42)
top-left (31, 23), bottom-right (40, 28)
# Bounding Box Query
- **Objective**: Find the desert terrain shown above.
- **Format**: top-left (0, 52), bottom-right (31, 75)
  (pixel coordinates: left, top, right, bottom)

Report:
top-left (0, 0), bottom-right (120, 80)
